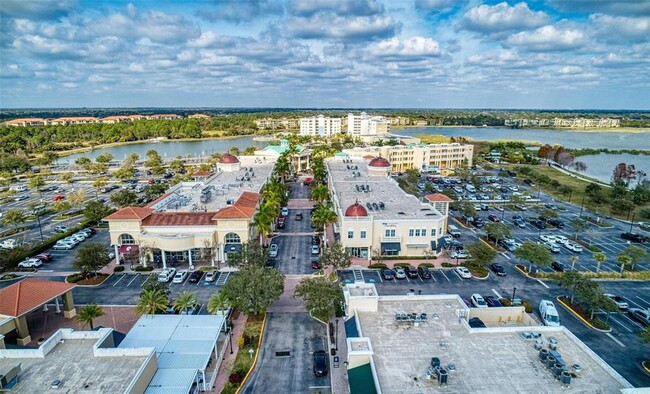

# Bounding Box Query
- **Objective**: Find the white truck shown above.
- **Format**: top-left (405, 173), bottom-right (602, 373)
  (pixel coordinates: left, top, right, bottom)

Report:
top-left (539, 300), bottom-right (561, 327)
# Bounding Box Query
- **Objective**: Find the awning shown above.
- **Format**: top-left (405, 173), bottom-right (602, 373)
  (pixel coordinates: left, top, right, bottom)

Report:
top-left (225, 243), bottom-right (242, 253)
top-left (380, 242), bottom-right (401, 253)
top-left (119, 245), bottom-right (139, 254)
top-left (438, 237), bottom-right (447, 247)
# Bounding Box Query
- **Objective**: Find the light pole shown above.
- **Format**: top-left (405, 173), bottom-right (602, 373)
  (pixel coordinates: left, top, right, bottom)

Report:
top-left (568, 189), bottom-right (572, 204)
top-left (36, 214), bottom-right (44, 243)
top-left (629, 213), bottom-right (636, 234)
top-left (579, 195), bottom-right (586, 217)
top-left (335, 319), bottom-right (339, 351)
top-left (512, 286), bottom-right (517, 301)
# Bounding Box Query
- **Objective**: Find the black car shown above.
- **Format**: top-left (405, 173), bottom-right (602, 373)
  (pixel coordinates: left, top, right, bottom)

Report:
top-left (418, 267), bottom-right (432, 279)
top-left (490, 263), bottom-right (506, 276)
top-left (551, 261), bottom-right (566, 272)
top-left (621, 232), bottom-right (647, 243)
top-left (265, 260), bottom-right (276, 268)
top-left (311, 236), bottom-right (320, 245)
top-left (531, 220), bottom-right (546, 230)
top-left (295, 212), bottom-right (303, 221)
top-left (188, 270), bottom-right (203, 283)
top-left (313, 350), bottom-right (328, 377)
top-left (473, 218), bottom-right (484, 228)
top-left (405, 266), bottom-right (419, 279)
top-left (381, 269), bottom-right (394, 280)
top-left (547, 219), bottom-right (564, 228)
top-left (468, 317), bottom-right (486, 328)
top-left (484, 295), bottom-right (503, 307)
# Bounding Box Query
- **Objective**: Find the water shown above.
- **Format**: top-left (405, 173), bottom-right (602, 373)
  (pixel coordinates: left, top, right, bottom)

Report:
top-left (574, 153), bottom-right (650, 184)
top-left (58, 136), bottom-right (263, 163)
top-left (396, 127), bottom-right (650, 150)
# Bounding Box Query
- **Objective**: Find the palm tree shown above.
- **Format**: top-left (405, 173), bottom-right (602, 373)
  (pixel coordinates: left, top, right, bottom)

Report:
top-left (75, 303), bottom-right (105, 330)
top-left (311, 204), bottom-right (337, 247)
top-left (253, 204), bottom-right (274, 245)
top-left (173, 291), bottom-right (198, 314)
top-left (310, 184), bottom-right (330, 204)
top-left (275, 155), bottom-right (290, 182)
top-left (570, 256), bottom-right (579, 271)
top-left (617, 254), bottom-right (632, 275)
top-left (207, 292), bottom-right (231, 316)
top-left (135, 289), bottom-right (169, 316)
top-left (593, 252), bottom-right (607, 272)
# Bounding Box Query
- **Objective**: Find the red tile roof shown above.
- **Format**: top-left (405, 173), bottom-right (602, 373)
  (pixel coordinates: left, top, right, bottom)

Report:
top-left (142, 212), bottom-right (217, 226)
top-left (0, 279), bottom-right (76, 318)
top-left (212, 191), bottom-right (260, 219)
top-left (104, 206), bottom-right (153, 220)
top-left (425, 193), bottom-right (454, 203)
top-left (193, 170), bottom-right (212, 177)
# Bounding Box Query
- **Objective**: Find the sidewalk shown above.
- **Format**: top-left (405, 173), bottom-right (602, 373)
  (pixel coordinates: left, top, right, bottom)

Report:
top-left (211, 311), bottom-right (247, 393)
top-left (330, 317), bottom-right (350, 394)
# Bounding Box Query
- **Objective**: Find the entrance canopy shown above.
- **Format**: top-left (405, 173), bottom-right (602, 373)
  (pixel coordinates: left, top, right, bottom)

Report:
top-left (0, 279), bottom-right (76, 318)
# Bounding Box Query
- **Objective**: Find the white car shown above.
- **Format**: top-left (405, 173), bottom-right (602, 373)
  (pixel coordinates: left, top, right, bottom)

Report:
top-left (281, 207), bottom-right (289, 216)
top-left (269, 244), bottom-right (279, 258)
top-left (70, 233), bottom-right (87, 242)
top-left (0, 239), bottom-right (20, 250)
top-left (604, 294), bottom-right (629, 311)
top-left (554, 235), bottom-right (569, 245)
top-left (471, 293), bottom-right (488, 308)
top-left (205, 270), bottom-right (218, 282)
top-left (172, 270), bottom-right (188, 284)
top-left (18, 258), bottom-right (43, 268)
top-left (393, 266), bottom-right (406, 279)
top-left (564, 242), bottom-right (583, 253)
top-left (53, 240), bottom-right (75, 250)
top-left (456, 266), bottom-right (472, 279)
top-left (158, 268), bottom-right (177, 282)
top-left (543, 241), bottom-right (561, 253)
top-left (540, 235), bottom-right (556, 243)
top-left (53, 225), bottom-right (69, 233)
top-left (311, 245), bottom-right (320, 255)
top-left (451, 249), bottom-right (469, 259)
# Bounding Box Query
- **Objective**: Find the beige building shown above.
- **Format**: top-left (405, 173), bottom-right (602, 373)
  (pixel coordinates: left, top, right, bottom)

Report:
top-left (254, 118), bottom-right (299, 130)
top-left (299, 115), bottom-right (342, 137)
top-left (343, 142), bottom-right (473, 172)
top-left (347, 112), bottom-right (390, 136)
top-left (104, 155), bottom-right (275, 269)
top-left (327, 156), bottom-right (449, 260)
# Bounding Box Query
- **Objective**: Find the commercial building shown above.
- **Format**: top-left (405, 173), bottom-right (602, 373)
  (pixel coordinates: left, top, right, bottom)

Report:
top-left (343, 142), bottom-right (474, 173)
top-left (327, 155), bottom-right (448, 260)
top-left (342, 283), bottom-right (632, 394)
top-left (104, 154), bottom-right (275, 269)
top-left (347, 112), bottom-right (390, 136)
top-left (255, 139), bottom-right (310, 173)
top-left (299, 115), bottom-right (342, 137)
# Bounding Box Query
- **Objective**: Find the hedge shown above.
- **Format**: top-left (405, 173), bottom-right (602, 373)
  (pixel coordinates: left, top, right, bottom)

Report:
top-left (134, 265), bottom-right (154, 272)
top-left (368, 263), bottom-right (387, 269)
top-left (536, 271), bottom-right (650, 280)
top-left (114, 266), bottom-right (125, 272)
top-left (378, 255), bottom-right (437, 260)
top-left (418, 263), bottom-right (434, 268)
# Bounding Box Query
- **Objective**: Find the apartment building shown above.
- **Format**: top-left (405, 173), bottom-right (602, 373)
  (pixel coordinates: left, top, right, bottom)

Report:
top-left (254, 118), bottom-right (299, 130)
top-left (327, 155), bottom-right (449, 260)
top-left (347, 112), bottom-right (390, 136)
top-left (3, 114), bottom-right (181, 127)
top-left (389, 116), bottom-right (411, 126)
top-left (505, 117), bottom-right (620, 128)
top-left (4, 118), bottom-right (48, 127)
top-left (343, 143), bottom-right (474, 172)
top-left (299, 115), bottom-right (342, 137)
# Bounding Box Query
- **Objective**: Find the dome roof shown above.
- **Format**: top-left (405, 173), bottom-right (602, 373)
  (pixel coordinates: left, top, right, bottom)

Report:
top-left (368, 156), bottom-right (391, 167)
top-left (219, 154), bottom-right (240, 164)
top-left (345, 201), bottom-right (368, 217)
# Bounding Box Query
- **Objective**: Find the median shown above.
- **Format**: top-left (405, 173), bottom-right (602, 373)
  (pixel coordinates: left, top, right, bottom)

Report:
top-left (556, 296), bottom-right (611, 332)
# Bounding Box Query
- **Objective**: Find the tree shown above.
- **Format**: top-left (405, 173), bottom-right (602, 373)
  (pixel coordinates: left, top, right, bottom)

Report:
top-left (621, 245), bottom-right (649, 271)
top-left (222, 267), bottom-right (284, 315)
top-left (68, 189), bottom-right (86, 207)
top-left (75, 304), bottom-right (105, 330)
top-left (570, 255), bottom-right (579, 271)
top-left (274, 154), bottom-right (291, 181)
top-left (226, 242), bottom-right (269, 269)
top-left (612, 162), bottom-right (636, 185)
top-left (92, 177), bottom-right (108, 196)
top-left (310, 184), bottom-right (330, 204)
top-left (173, 291), bottom-right (198, 314)
top-left (573, 161), bottom-right (587, 172)
top-left (459, 201), bottom-right (477, 219)
top-left (294, 276), bottom-right (343, 322)
top-left (51, 200), bottom-right (71, 216)
top-left (558, 271), bottom-right (588, 304)
top-left (144, 149), bottom-right (163, 169)
top-left (252, 204), bottom-right (275, 245)
top-left (113, 164), bottom-right (135, 180)
top-left (141, 276), bottom-right (171, 299)
top-left (135, 289), bottom-right (169, 316)
top-left (95, 153), bottom-right (114, 164)
top-left (27, 176), bottom-right (45, 197)
top-left (2, 209), bottom-right (26, 232)
top-left (593, 252), bottom-right (607, 272)
top-left (311, 204), bottom-right (337, 245)
top-left (144, 183), bottom-right (167, 200)
top-left (318, 242), bottom-right (351, 271)
top-left (570, 218), bottom-right (588, 240)
top-left (484, 222), bottom-right (511, 246)
top-left (60, 172), bottom-right (74, 184)
top-left (640, 326), bottom-right (650, 344)
top-left (75, 157), bottom-right (91, 167)
top-left (640, 207), bottom-right (650, 221)
top-left (72, 242), bottom-right (111, 278)
top-left (124, 153), bottom-right (140, 166)
top-left (465, 242), bottom-right (497, 266)
top-left (514, 241), bottom-right (553, 272)
top-left (617, 254), bottom-right (632, 274)
top-left (84, 200), bottom-right (111, 224)
top-left (110, 189), bottom-right (138, 208)
top-left (610, 198), bottom-right (635, 216)
top-left (207, 292), bottom-right (231, 316)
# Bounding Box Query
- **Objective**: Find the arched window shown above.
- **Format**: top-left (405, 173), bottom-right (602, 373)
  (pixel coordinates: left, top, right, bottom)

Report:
top-left (225, 233), bottom-right (241, 244)
top-left (119, 234), bottom-right (136, 245)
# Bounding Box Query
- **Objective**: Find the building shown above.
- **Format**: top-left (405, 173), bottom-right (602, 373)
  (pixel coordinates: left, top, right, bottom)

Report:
top-left (49, 117), bottom-right (99, 126)
top-left (3, 118), bottom-right (47, 127)
top-left (104, 155), bottom-right (276, 269)
top-left (347, 112), bottom-right (390, 136)
top-left (254, 118), bottom-right (299, 130)
top-left (343, 143), bottom-right (474, 173)
top-left (255, 139), bottom-right (310, 173)
top-left (327, 155), bottom-right (448, 260)
top-left (147, 114), bottom-right (182, 120)
top-left (299, 115), bottom-right (342, 137)
top-left (341, 283), bottom-right (632, 393)
top-left (388, 116), bottom-right (411, 126)
top-left (188, 114), bottom-right (211, 119)
top-left (504, 117), bottom-right (620, 128)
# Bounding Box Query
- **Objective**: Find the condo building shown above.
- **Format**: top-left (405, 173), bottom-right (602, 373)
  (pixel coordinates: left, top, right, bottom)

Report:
top-left (347, 112), bottom-right (390, 136)
top-left (299, 115), bottom-right (342, 137)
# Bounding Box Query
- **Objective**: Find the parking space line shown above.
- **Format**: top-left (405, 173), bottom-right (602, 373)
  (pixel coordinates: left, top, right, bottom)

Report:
top-left (536, 279), bottom-right (549, 289)
top-left (451, 270), bottom-right (463, 281)
top-left (491, 288), bottom-right (501, 298)
top-left (438, 269), bottom-right (451, 282)
top-left (141, 274), bottom-right (153, 287)
top-left (605, 333), bottom-right (626, 348)
top-left (607, 314), bottom-right (633, 333)
top-left (636, 296), bottom-right (650, 307)
top-left (112, 274), bottom-right (126, 287)
top-left (621, 314), bottom-right (645, 329)
top-left (500, 252), bottom-right (511, 260)
top-left (127, 273), bottom-right (140, 286)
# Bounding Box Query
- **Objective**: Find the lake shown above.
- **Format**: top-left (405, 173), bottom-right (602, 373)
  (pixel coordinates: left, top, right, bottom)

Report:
top-left (574, 153), bottom-right (650, 184)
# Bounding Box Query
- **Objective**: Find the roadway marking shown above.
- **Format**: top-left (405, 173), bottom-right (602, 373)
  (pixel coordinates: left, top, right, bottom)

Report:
top-left (636, 296), bottom-right (650, 306)
top-left (112, 274), bottom-right (126, 287)
top-left (491, 288), bottom-right (501, 298)
top-left (500, 252), bottom-right (511, 260)
top-left (438, 269), bottom-right (451, 282)
top-left (452, 269), bottom-right (463, 281)
top-left (141, 274), bottom-right (153, 287)
top-left (607, 314), bottom-right (633, 333)
top-left (127, 273), bottom-right (140, 286)
top-left (536, 279), bottom-right (550, 289)
top-left (605, 333), bottom-right (626, 348)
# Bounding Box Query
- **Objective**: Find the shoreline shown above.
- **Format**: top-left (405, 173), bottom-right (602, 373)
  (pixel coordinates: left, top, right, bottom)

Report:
top-left (393, 125), bottom-right (650, 133)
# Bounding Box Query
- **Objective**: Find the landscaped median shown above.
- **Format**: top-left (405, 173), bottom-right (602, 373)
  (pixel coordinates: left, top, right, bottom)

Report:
top-left (555, 296), bottom-right (612, 333)
top-left (536, 271), bottom-right (650, 280)
top-left (225, 313), bottom-right (265, 394)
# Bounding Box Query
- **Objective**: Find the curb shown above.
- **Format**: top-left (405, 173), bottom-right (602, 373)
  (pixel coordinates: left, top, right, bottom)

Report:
top-left (643, 361), bottom-right (650, 375)
top-left (514, 264), bottom-right (534, 278)
top-left (453, 217), bottom-right (469, 229)
top-left (66, 273), bottom-right (111, 287)
top-left (236, 314), bottom-right (267, 394)
top-left (555, 296), bottom-right (612, 333)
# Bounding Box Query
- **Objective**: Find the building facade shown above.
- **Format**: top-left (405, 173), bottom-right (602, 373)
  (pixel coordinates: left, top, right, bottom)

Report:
top-left (347, 112), bottom-right (390, 136)
top-left (299, 115), bottom-right (342, 137)
top-left (343, 143), bottom-right (473, 172)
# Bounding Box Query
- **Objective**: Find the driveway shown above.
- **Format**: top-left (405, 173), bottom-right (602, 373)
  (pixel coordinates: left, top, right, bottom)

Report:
top-left (241, 312), bottom-right (330, 394)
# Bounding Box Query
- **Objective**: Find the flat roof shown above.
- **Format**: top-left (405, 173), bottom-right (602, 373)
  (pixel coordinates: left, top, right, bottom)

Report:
top-left (356, 298), bottom-right (631, 393)
top-left (0, 336), bottom-right (146, 393)
top-left (148, 156), bottom-right (274, 214)
top-left (327, 158), bottom-right (443, 221)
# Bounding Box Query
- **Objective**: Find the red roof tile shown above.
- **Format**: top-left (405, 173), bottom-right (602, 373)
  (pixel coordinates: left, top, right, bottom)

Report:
top-left (212, 191), bottom-right (260, 219)
top-left (0, 279), bottom-right (76, 318)
top-left (104, 206), bottom-right (153, 220)
top-left (142, 212), bottom-right (217, 226)
top-left (425, 193), bottom-right (453, 203)
top-left (193, 170), bottom-right (212, 177)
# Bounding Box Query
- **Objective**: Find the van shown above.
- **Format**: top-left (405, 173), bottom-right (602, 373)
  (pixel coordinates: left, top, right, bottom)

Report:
top-left (539, 300), bottom-right (560, 327)
top-left (12, 185), bottom-right (28, 192)
top-left (448, 224), bottom-right (461, 238)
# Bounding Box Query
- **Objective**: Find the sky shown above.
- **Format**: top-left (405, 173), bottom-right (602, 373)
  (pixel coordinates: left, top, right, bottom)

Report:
top-left (1, 0), bottom-right (649, 109)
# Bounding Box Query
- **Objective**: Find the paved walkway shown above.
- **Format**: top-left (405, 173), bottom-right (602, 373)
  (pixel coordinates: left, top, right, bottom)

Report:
top-left (210, 311), bottom-right (247, 393)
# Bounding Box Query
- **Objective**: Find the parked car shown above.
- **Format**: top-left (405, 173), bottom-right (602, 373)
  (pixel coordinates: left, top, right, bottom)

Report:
top-left (311, 245), bottom-right (320, 255)
top-left (80, 227), bottom-right (96, 236)
top-left (18, 258), bottom-right (43, 268)
top-left (514, 204), bottom-right (527, 211)
top-left (188, 270), bottom-right (203, 283)
top-left (484, 295), bottom-right (503, 307)
top-left (14, 195), bottom-right (29, 201)
top-left (205, 270), bottom-right (218, 282)
top-left (313, 350), bottom-right (328, 377)
top-left (52, 240), bottom-right (75, 250)
top-left (54, 225), bottom-right (69, 233)
top-left (172, 270), bottom-right (188, 284)
top-left (542, 241), bottom-right (561, 253)
top-left (450, 249), bottom-right (469, 259)
top-left (501, 239), bottom-right (521, 252)
top-left (381, 269), bottom-right (394, 280)
top-left (554, 235), bottom-right (569, 245)
top-left (540, 235), bottom-right (556, 243)
top-left (71, 233), bottom-right (88, 242)
top-left (471, 294), bottom-right (488, 308)
top-left (404, 266), bottom-right (418, 279)
top-left (513, 218), bottom-right (526, 228)
top-left (418, 266), bottom-right (432, 279)
top-left (34, 252), bottom-right (53, 262)
top-left (547, 219), bottom-right (564, 228)
top-left (158, 268), bottom-right (177, 283)
top-left (52, 195), bottom-right (65, 201)
top-left (311, 236), bottom-right (320, 245)
top-left (391, 266), bottom-right (405, 279)
top-left (628, 308), bottom-right (650, 326)
top-left (473, 217), bottom-right (484, 228)
top-left (456, 266), bottom-right (472, 279)
top-left (281, 207), bottom-right (289, 216)
top-left (564, 242), bottom-right (583, 253)
top-left (490, 263), bottom-right (506, 276)
top-left (295, 212), bottom-right (303, 221)
top-left (487, 214), bottom-right (500, 222)
top-left (269, 244), bottom-right (279, 258)
top-left (311, 260), bottom-right (321, 269)
top-left (0, 239), bottom-right (21, 250)
top-left (277, 217), bottom-right (285, 229)
top-left (621, 232), bottom-right (647, 243)
top-left (551, 261), bottom-right (567, 272)
top-left (468, 317), bottom-right (486, 328)
top-left (531, 220), bottom-right (546, 229)
top-left (604, 294), bottom-right (629, 311)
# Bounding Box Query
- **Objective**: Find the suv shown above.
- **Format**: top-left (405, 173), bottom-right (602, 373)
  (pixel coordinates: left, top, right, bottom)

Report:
top-left (621, 232), bottom-right (647, 243)
top-left (471, 294), bottom-right (487, 308)
top-left (295, 212), bottom-right (303, 221)
top-left (628, 308), bottom-right (650, 326)
top-left (54, 225), bottom-right (69, 233)
top-left (313, 350), bottom-right (328, 377)
top-left (404, 266), bottom-right (419, 279)
top-left (269, 244), bottom-right (279, 258)
top-left (18, 258), bottom-right (43, 268)
top-left (418, 267), bottom-right (432, 279)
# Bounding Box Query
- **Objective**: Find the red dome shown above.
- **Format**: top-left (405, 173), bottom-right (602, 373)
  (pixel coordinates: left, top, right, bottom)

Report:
top-left (219, 154), bottom-right (239, 164)
top-left (345, 202), bottom-right (368, 217)
top-left (368, 156), bottom-right (391, 167)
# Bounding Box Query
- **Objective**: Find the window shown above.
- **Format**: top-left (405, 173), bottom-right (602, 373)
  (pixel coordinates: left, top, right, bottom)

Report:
top-left (360, 230), bottom-right (367, 239)
top-left (422, 228), bottom-right (427, 237)
top-left (415, 229), bottom-right (421, 236)
top-left (409, 228), bottom-right (415, 237)
top-left (431, 228), bottom-right (436, 237)
top-left (119, 234), bottom-right (136, 245)
top-left (224, 233), bottom-right (241, 244)
top-left (385, 229), bottom-right (396, 237)
top-left (347, 229), bottom-right (354, 239)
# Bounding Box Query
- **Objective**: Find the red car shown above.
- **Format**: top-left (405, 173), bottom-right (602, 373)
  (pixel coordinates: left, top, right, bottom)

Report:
top-left (487, 214), bottom-right (500, 222)
top-left (34, 253), bottom-right (53, 263)
top-left (52, 195), bottom-right (65, 201)
top-left (311, 260), bottom-right (321, 269)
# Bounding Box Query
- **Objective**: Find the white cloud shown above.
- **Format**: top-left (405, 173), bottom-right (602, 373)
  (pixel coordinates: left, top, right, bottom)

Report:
top-left (288, 0), bottom-right (384, 17)
top-left (558, 66), bottom-right (583, 74)
top-left (590, 14), bottom-right (650, 43)
top-left (366, 36), bottom-right (442, 58)
top-left (461, 2), bottom-right (549, 34)
top-left (287, 14), bottom-right (400, 41)
top-left (505, 24), bottom-right (587, 51)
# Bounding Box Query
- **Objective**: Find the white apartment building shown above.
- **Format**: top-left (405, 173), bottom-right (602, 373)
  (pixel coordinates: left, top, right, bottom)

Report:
top-left (347, 112), bottom-right (390, 136)
top-left (299, 115), bottom-right (342, 137)
top-left (327, 156), bottom-right (449, 260)
top-left (343, 143), bottom-right (474, 173)
top-left (504, 117), bottom-right (620, 128)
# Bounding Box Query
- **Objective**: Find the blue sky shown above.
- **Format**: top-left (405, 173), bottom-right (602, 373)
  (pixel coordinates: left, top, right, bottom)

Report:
top-left (1, 0), bottom-right (649, 109)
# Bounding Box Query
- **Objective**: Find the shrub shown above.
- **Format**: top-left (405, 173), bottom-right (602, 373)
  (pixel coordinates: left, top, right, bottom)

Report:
top-left (393, 262), bottom-right (411, 268)
top-left (134, 265), bottom-right (154, 272)
top-left (228, 373), bottom-right (242, 384)
top-left (586, 245), bottom-right (602, 252)
top-left (418, 263), bottom-right (434, 268)
top-left (222, 383), bottom-right (238, 394)
top-left (591, 317), bottom-right (610, 331)
top-left (113, 266), bottom-right (125, 272)
top-left (521, 300), bottom-right (533, 313)
top-left (199, 266), bottom-right (216, 272)
top-left (441, 262), bottom-right (454, 268)
top-left (500, 298), bottom-right (512, 306)
top-left (66, 273), bottom-right (85, 283)
top-left (0, 274), bottom-right (18, 280)
top-left (368, 263), bottom-right (387, 269)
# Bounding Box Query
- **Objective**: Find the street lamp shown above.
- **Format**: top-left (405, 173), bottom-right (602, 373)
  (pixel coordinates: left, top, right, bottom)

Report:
top-left (335, 319), bottom-right (339, 351)
top-left (36, 214), bottom-right (44, 243)
top-left (629, 213), bottom-right (636, 234)
top-left (568, 189), bottom-right (573, 204)
top-left (229, 324), bottom-right (234, 355)
top-left (579, 195), bottom-right (586, 217)
top-left (512, 286), bottom-right (517, 301)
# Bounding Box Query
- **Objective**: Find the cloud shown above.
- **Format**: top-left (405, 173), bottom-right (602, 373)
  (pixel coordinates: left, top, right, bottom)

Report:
top-left (461, 2), bottom-right (550, 34)
top-left (288, 0), bottom-right (384, 17)
top-left (505, 24), bottom-right (587, 51)
top-left (0, 0), bottom-right (76, 20)
top-left (590, 14), bottom-right (650, 43)
top-left (198, 0), bottom-right (283, 23)
top-left (287, 14), bottom-right (400, 41)
top-left (415, 0), bottom-right (458, 13)
top-left (365, 36), bottom-right (442, 59)
top-left (548, 0), bottom-right (650, 16)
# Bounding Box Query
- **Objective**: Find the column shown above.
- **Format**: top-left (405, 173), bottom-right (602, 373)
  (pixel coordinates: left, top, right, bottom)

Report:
top-left (114, 245), bottom-right (120, 265)
top-left (0, 334), bottom-right (6, 349)
top-left (55, 297), bottom-right (61, 314)
top-left (161, 251), bottom-right (167, 269)
top-left (219, 245), bottom-right (225, 263)
top-left (16, 315), bottom-right (31, 346)
top-left (188, 249), bottom-right (194, 270)
top-left (62, 291), bottom-right (76, 318)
